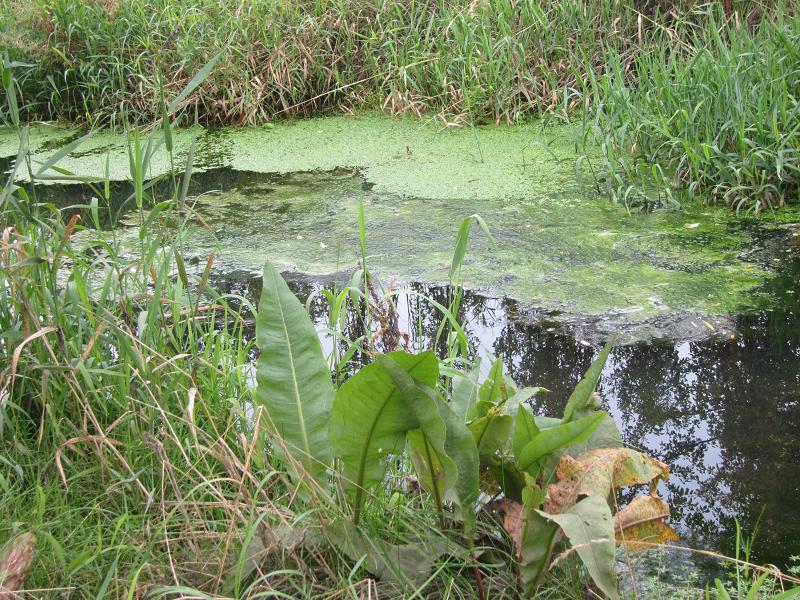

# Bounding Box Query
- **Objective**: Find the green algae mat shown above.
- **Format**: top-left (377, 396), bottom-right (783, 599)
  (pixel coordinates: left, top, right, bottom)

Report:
top-left (2, 114), bottom-right (797, 336)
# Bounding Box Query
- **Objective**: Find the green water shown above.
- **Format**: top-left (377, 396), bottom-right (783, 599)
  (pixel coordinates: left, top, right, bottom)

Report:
top-left (4, 114), bottom-right (795, 338)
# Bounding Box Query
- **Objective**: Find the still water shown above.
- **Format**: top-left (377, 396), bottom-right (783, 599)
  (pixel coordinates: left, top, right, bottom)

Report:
top-left (25, 164), bottom-right (800, 571)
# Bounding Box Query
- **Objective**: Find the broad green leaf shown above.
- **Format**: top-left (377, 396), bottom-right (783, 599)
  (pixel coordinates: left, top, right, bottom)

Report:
top-left (381, 355), bottom-right (455, 507)
top-left (468, 412), bottom-right (512, 463)
top-left (773, 586), bottom-right (800, 599)
top-left (519, 507), bottom-right (561, 595)
top-left (562, 338), bottom-right (615, 423)
top-left (329, 351), bottom-right (438, 517)
top-left (436, 396), bottom-right (480, 534)
top-left (382, 356), bottom-right (479, 534)
top-left (256, 262), bottom-right (334, 478)
top-left (517, 412), bottom-right (605, 474)
top-left (407, 430), bottom-right (450, 499)
top-left (451, 368), bottom-right (480, 421)
top-left (567, 412), bottom-right (622, 455)
top-left (538, 495), bottom-right (620, 600)
top-left (513, 406), bottom-right (540, 461)
top-left (506, 386), bottom-right (546, 414)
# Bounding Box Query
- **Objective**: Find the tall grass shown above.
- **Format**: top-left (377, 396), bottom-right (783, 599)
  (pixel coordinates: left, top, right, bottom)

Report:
top-left (0, 0), bottom-right (789, 128)
top-left (581, 4), bottom-right (800, 213)
top-left (0, 59), bottom-right (514, 596)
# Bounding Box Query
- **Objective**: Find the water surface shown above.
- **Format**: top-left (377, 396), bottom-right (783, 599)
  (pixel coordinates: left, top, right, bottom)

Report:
top-left (6, 118), bottom-right (800, 572)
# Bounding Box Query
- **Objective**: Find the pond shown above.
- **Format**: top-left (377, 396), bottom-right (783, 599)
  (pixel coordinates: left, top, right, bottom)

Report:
top-left (216, 266), bottom-right (800, 573)
top-left (3, 115), bottom-right (800, 573)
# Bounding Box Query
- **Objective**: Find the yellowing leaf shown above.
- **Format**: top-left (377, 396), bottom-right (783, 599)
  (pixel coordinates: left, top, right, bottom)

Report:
top-left (545, 448), bottom-right (669, 513)
top-left (614, 495), bottom-right (679, 551)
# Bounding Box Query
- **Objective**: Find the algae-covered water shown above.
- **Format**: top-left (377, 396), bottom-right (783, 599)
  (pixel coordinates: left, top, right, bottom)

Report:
top-left (2, 114), bottom-right (800, 568)
top-left (4, 114), bottom-right (796, 337)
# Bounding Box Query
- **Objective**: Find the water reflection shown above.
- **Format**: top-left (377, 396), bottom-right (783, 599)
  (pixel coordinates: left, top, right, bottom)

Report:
top-left (218, 267), bottom-right (800, 569)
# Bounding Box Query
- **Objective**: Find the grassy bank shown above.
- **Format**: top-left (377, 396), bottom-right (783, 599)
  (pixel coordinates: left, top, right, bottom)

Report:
top-left (2, 0), bottom-right (799, 211)
top-left (3, 120), bottom-right (800, 598)
top-left (0, 0), bottom-right (789, 127)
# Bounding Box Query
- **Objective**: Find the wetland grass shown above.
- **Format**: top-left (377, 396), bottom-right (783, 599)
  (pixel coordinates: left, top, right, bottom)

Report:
top-left (3, 0), bottom-right (798, 211)
top-left (581, 5), bottom-right (800, 213)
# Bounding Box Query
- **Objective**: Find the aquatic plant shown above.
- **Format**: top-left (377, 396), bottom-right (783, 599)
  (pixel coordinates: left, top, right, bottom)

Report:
top-left (254, 259), bottom-right (681, 598)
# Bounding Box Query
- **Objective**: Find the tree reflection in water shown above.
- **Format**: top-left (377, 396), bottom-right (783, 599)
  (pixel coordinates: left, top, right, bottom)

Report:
top-left (222, 268), bottom-right (800, 569)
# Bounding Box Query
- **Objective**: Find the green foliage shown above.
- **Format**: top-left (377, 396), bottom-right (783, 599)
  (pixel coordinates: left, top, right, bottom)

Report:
top-left (329, 350), bottom-right (438, 523)
top-left (254, 280), bottom-right (684, 596)
top-left (255, 261), bottom-right (334, 479)
top-left (583, 5), bottom-right (800, 212)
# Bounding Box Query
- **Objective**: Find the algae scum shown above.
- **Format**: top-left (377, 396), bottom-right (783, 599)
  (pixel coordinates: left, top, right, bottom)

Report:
top-left (3, 114), bottom-right (800, 566)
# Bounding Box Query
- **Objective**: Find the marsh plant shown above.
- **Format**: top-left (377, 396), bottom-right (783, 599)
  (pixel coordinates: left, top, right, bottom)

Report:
top-left (580, 4), bottom-right (800, 213)
top-left (2, 41), bottom-right (800, 600)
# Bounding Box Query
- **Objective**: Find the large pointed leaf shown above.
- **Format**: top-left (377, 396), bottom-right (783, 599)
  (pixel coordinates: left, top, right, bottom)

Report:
top-left (517, 412), bottom-right (606, 474)
top-left (519, 507), bottom-right (561, 595)
top-left (513, 407), bottom-right (540, 461)
top-left (451, 368), bottom-right (480, 421)
top-left (329, 351), bottom-right (438, 518)
top-left (562, 339), bottom-right (614, 423)
top-left (538, 495), bottom-right (620, 600)
top-left (437, 396), bottom-right (480, 533)
top-left (256, 262), bottom-right (334, 478)
top-left (381, 357), bottom-right (479, 534)
top-left (468, 413), bottom-right (512, 464)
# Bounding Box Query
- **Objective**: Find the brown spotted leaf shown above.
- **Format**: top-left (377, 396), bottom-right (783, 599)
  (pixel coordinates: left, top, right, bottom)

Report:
top-left (614, 495), bottom-right (679, 551)
top-left (0, 532), bottom-right (36, 597)
top-left (498, 499), bottom-right (525, 559)
top-left (545, 448), bottom-right (669, 513)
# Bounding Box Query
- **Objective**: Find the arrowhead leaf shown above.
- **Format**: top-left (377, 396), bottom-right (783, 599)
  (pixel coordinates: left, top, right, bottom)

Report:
top-left (329, 350), bottom-right (438, 521)
top-left (538, 495), bottom-right (620, 600)
top-left (562, 339), bottom-right (614, 423)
